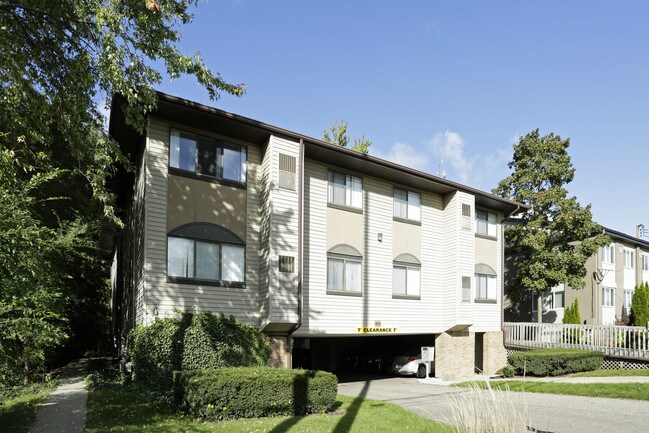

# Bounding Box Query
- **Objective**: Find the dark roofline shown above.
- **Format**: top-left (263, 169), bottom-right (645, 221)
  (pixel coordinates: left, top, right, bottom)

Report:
top-left (154, 91), bottom-right (528, 214)
top-left (603, 227), bottom-right (649, 248)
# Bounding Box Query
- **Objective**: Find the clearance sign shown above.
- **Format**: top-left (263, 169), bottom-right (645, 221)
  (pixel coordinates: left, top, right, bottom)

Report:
top-left (356, 327), bottom-right (398, 334)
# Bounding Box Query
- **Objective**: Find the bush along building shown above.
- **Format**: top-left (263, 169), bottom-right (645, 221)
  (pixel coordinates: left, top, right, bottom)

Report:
top-left (505, 226), bottom-right (649, 325)
top-left (109, 92), bottom-right (527, 380)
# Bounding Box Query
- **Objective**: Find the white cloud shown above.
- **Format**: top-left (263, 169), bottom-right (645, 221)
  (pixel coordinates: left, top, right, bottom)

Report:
top-left (428, 130), bottom-right (472, 184)
top-left (373, 142), bottom-right (431, 172)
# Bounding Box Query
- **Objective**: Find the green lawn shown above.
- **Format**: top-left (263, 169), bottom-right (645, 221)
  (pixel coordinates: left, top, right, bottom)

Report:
top-left (570, 369), bottom-right (649, 377)
top-left (83, 386), bottom-right (451, 433)
top-left (0, 382), bottom-right (57, 433)
top-left (458, 380), bottom-right (649, 401)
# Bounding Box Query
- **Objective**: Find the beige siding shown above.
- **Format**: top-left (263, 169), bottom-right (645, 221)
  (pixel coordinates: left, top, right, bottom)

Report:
top-left (393, 220), bottom-right (421, 259)
top-left (142, 117), bottom-right (261, 326)
top-left (472, 208), bottom-right (503, 332)
top-left (327, 208), bottom-right (363, 254)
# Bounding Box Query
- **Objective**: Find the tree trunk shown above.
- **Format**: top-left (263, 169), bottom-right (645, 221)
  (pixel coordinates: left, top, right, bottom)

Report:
top-left (537, 294), bottom-right (543, 323)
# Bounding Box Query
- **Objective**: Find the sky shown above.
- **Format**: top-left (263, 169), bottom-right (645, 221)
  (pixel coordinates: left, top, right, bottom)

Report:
top-left (155, 0), bottom-right (649, 237)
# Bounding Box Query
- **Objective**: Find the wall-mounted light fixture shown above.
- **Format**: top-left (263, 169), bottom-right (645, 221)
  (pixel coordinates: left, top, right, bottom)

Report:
top-left (377, 233), bottom-right (383, 242)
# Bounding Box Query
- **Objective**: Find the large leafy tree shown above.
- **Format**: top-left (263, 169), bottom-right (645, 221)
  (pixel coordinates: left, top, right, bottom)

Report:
top-left (0, 0), bottom-right (243, 383)
top-left (494, 130), bottom-right (609, 323)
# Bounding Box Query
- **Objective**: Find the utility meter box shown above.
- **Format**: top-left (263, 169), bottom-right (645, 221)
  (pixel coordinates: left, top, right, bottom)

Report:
top-left (421, 346), bottom-right (435, 362)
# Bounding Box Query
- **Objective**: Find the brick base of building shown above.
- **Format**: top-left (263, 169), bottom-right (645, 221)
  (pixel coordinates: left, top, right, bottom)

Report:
top-left (266, 334), bottom-right (291, 368)
top-left (434, 330), bottom-right (475, 380)
top-left (481, 331), bottom-right (507, 376)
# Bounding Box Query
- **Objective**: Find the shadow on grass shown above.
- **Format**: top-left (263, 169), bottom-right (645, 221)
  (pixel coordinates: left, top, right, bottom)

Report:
top-left (0, 388), bottom-right (50, 433)
top-left (332, 380), bottom-right (369, 433)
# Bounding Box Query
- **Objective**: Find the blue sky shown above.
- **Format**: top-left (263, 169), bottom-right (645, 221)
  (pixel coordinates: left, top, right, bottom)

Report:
top-left (157, 0), bottom-right (649, 236)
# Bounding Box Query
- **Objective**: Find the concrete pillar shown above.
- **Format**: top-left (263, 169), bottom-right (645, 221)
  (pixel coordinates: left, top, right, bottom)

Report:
top-left (482, 331), bottom-right (507, 376)
top-left (434, 330), bottom-right (475, 380)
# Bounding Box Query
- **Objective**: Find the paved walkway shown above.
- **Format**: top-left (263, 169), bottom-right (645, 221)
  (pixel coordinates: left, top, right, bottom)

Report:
top-left (338, 376), bottom-right (649, 433)
top-left (29, 359), bottom-right (88, 433)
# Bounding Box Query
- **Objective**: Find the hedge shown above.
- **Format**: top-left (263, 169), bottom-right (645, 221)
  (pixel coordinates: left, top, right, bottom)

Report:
top-left (174, 367), bottom-right (338, 420)
top-left (508, 348), bottom-right (603, 376)
top-left (127, 312), bottom-right (271, 390)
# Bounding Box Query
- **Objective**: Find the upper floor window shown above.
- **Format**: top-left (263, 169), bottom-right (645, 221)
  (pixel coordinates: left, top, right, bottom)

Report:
top-left (393, 189), bottom-right (421, 221)
top-left (643, 254), bottom-right (649, 272)
top-left (167, 223), bottom-right (245, 285)
top-left (392, 253), bottom-right (421, 298)
top-left (328, 171), bottom-right (362, 209)
top-left (461, 204), bottom-right (472, 230)
top-left (475, 263), bottom-right (497, 301)
top-left (603, 287), bottom-right (615, 307)
top-left (461, 276), bottom-right (471, 302)
top-left (327, 244), bottom-right (362, 294)
top-left (624, 249), bottom-right (635, 268)
top-left (476, 210), bottom-right (497, 237)
top-left (602, 245), bottom-right (615, 264)
top-left (169, 129), bottom-right (247, 183)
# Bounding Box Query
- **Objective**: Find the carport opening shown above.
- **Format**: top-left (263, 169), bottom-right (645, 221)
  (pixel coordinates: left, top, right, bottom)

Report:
top-left (292, 334), bottom-right (436, 378)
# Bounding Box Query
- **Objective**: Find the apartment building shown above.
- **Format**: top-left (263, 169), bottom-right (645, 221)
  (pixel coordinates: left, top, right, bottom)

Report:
top-left (505, 227), bottom-right (649, 325)
top-left (109, 92), bottom-right (527, 380)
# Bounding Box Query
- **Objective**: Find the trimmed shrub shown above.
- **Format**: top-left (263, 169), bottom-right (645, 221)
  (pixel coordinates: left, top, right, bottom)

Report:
top-left (174, 367), bottom-right (337, 420)
top-left (127, 312), bottom-right (271, 390)
top-left (508, 348), bottom-right (603, 376)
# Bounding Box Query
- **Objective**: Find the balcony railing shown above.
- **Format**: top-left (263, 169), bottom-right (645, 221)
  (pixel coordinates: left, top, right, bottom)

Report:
top-left (504, 322), bottom-right (649, 360)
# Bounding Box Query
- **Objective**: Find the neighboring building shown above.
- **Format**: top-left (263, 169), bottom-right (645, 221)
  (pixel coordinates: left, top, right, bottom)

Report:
top-left (505, 227), bottom-right (649, 325)
top-left (109, 92), bottom-right (527, 380)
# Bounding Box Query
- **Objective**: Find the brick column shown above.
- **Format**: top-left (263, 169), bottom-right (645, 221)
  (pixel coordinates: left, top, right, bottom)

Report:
top-left (482, 331), bottom-right (507, 376)
top-left (266, 334), bottom-right (290, 368)
top-left (434, 330), bottom-right (475, 380)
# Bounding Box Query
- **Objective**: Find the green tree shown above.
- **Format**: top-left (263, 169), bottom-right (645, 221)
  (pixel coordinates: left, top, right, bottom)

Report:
top-left (0, 1), bottom-right (243, 383)
top-left (562, 299), bottom-right (581, 324)
top-left (323, 119), bottom-right (372, 154)
top-left (630, 282), bottom-right (649, 327)
top-left (493, 130), bottom-right (609, 323)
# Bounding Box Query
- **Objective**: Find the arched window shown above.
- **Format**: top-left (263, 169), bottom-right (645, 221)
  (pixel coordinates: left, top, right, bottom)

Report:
top-left (393, 253), bottom-right (420, 297)
top-left (475, 263), bottom-right (496, 301)
top-left (167, 223), bottom-right (245, 285)
top-left (327, 244), bottom-right (362, 294)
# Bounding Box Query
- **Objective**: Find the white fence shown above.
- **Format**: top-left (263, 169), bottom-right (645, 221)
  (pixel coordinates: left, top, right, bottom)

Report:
top-left (504, 322), bottom-right (649, 360)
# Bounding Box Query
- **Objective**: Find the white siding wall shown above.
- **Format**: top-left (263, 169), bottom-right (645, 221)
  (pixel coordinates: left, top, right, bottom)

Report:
top-left (267, 136), bottom-right (299, 325)
top-left (441, 193), bottom-right (459, 329)
top-left (258, 140), bottom-right (272, 326)
top-left (472, 207), bottom-right (503, 332)
top-left (133, 148), bottom-right (147, 324)
top-left (456, 193), bottom-right (475, 326)
top-left (142, 117), bottom-right (261, 326)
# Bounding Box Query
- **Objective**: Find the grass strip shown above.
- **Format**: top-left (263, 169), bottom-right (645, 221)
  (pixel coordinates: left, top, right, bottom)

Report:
top-left (83, 386), bottom-right (452, 433)
top-left (570, 369), bottom-right (649, 377)
top-left (0, 382), bottom-right (57, 433)
top-left (456, 380), bottom-right (649, 401)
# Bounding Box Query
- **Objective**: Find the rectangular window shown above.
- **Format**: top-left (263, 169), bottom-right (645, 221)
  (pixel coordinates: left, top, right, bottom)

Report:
top-left (624, 249), bottom-right (635, 268)
top-left (167, 237), bottom-right (244, 283)
top-left (603, 287), bottom-right (615, 307)
top-left (643, 254), bottom-right (649, 272)
top-left (475, 274), bottom-right (496, 300)
top-left (476, 210), bottom-right (497, 237)
top-left (554, 291), bottom-right (565, 309)
top-left (625, 290), bottom-right (633, 312)
top-left (461, 276), bottom-right (471, 302)
top-left (393, 189), bottom-right (421, 221)
top-left (169, 129), bottom-right (247, 183)
top-left (327, 257), bottom-right (362, 292)
top-left (328, 171), bottom-right (362, 209)
top-left (392, 265), bottom-right (420, 296)
top-left (602, 245), bottom-right (615, 264)
top-left (461, 204), bottom-right (472, 230)
top-left (279, 255), bottom-right (295, 273)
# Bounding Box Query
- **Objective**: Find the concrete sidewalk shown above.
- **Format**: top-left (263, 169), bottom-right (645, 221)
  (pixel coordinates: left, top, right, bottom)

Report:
top-left (29, 359), bottom-right (88, 433)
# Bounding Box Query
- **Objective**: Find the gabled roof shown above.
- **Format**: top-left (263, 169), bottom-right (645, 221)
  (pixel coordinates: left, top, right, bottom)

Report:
top-left (109, 91), bottom-right (529, 215)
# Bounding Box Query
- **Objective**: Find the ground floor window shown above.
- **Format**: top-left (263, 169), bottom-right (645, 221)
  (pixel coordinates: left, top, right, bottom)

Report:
top-left (327, 256), bottom-right (362, 293)
top-left (167, 236), bottom-right (245, 283)
top-left (475, 274), bottom-right (496, 300)
top-left (392, 265), bottom-right (420, 296)
top-left (602, 287), bottom-right (615, 307)
top-left (624, 289), bottom-right (633, 313)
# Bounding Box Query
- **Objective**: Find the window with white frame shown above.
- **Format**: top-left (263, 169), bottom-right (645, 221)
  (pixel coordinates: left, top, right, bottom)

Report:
top-left (602, 245), bottom-right (615, 264)
top-left (624, 289), bottom-right (633, 313)
top-left (393, 189), bottom-right (421, 221)
top-left (643, 254), bottom-right (649, 271)
top-left (602, 287), bottom-right (615, 307)
top-left (532, 291), bottom-right (564, 312)
top-left (167, 237), bottom-right (245, 283)
top-left (328, 171), bottom-right (362, 209)
top-left (169, 129), bottom-right (247, 183)
top-left (476, 274), bottom-right (496, 300)
top-left (461, 204), bottom-right (472, 230)
top-left (476, 210), bottom-right (497, 237)
top-left (624, 249), bottom-right (635, 268)
top-left (392, 254), bottom-right (421, 297)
